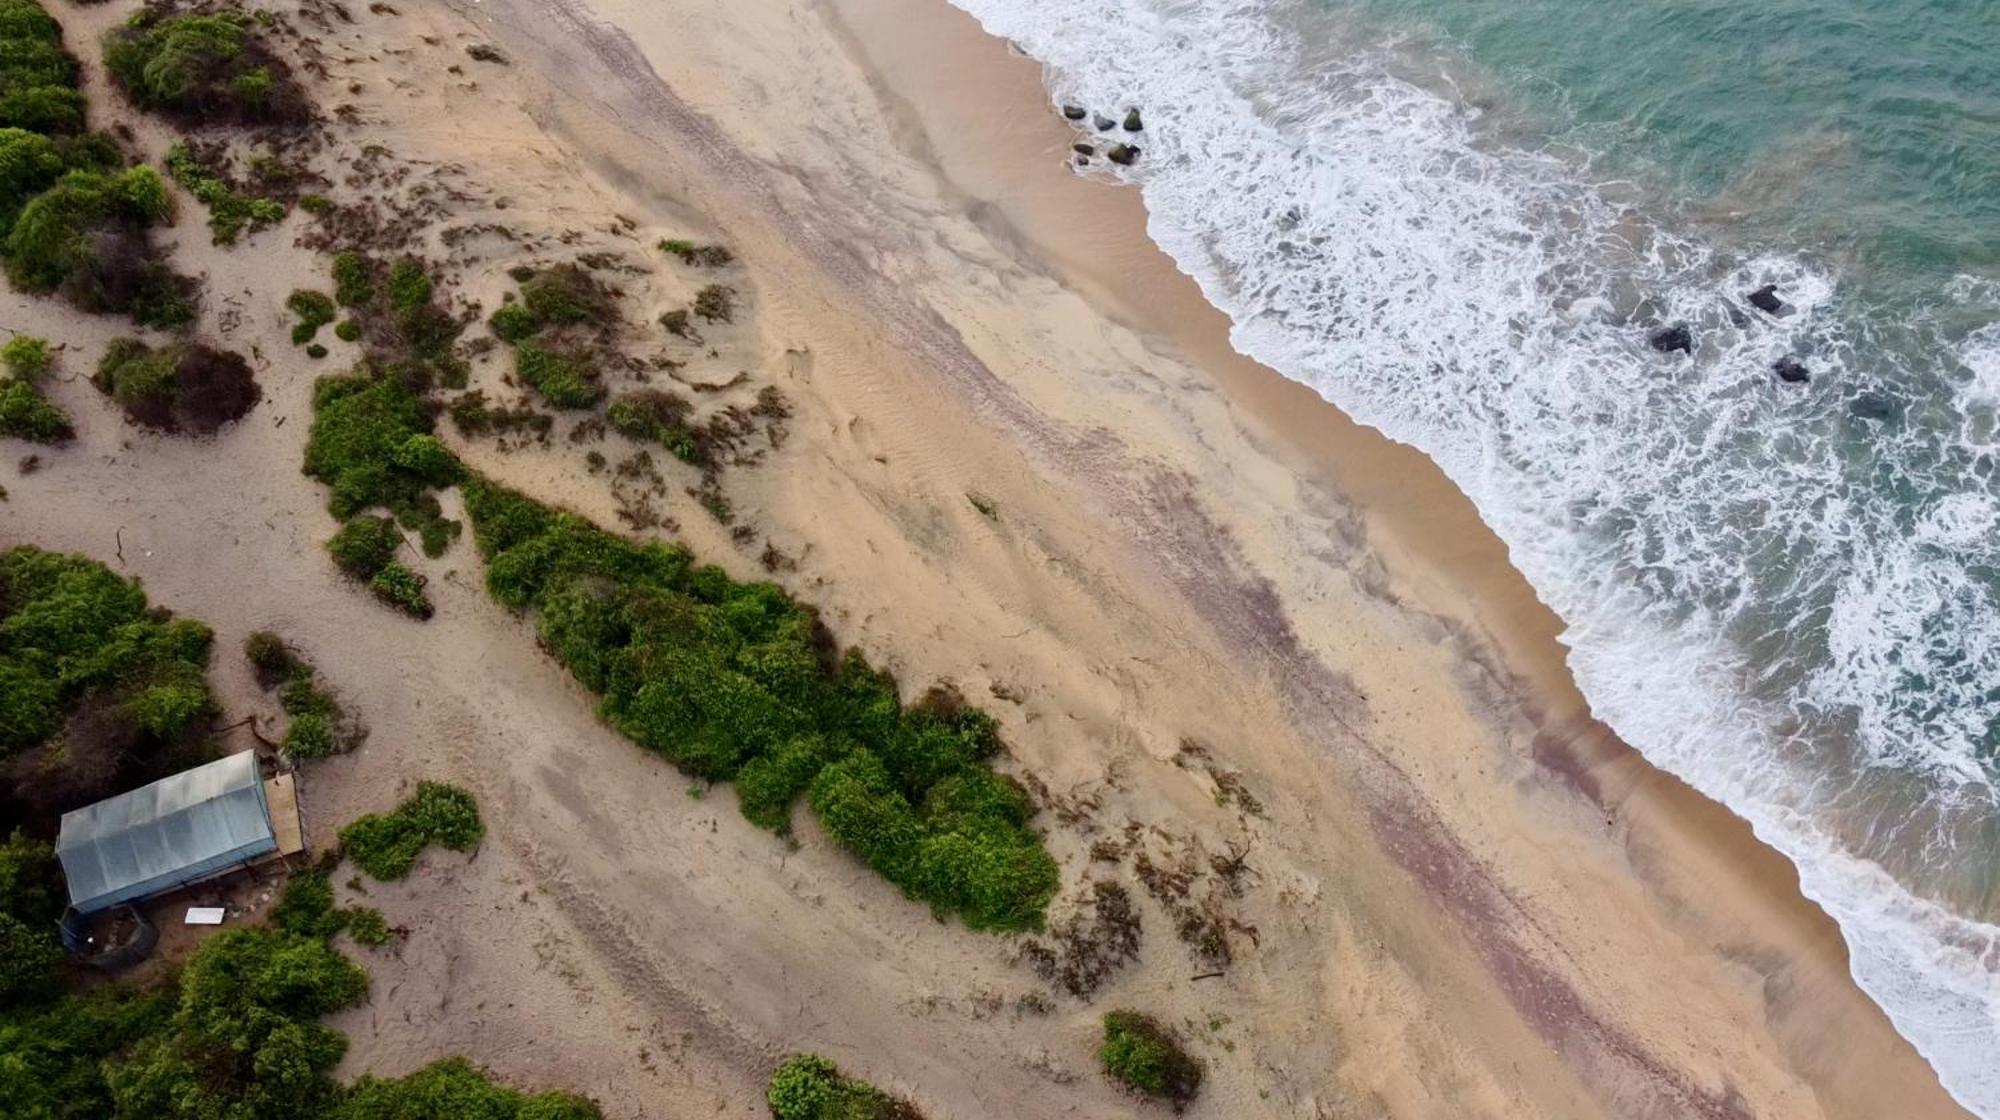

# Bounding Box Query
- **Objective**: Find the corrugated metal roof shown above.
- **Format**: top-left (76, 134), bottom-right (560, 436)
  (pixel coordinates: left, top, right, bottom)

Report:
top-left (57, 751), bottom-right (277, 915)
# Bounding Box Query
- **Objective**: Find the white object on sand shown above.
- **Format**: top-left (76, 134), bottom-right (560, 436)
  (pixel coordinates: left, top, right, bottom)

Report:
top-left (184, 907), bottom-right (226, 925)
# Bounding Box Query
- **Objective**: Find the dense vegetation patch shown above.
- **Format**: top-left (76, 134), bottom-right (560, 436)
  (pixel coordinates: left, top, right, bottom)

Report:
top-left (1099, 1011), bottom-right (1203, 1110)
top-left (606, 388), bottom-right (703, 465)
top-left (0, 0), bottom-right (85, 135)
top-left (489, 264), bottom-right (617, 409)
top-left (0, 546), bottom-right (216, 834)
top-left (245, 631), bottom-right (361, 759)
top-left (322, 253), bottom-right (465, 390)
top-left (337, 780), bottom-right (483, 880)
top-left (0, 333), bottom-right (70, 442)
top-left (93, 336), bottom-right (260, 433)
top-left (462, 480), bottom-right (1059, 930)
top-left (165, 139), bottom-right (284, 244)
top-left (0, 2), bottom-right (194, 327)
top-left (102, 5), bottom-right (310, 128)
top-left (0, 783), bottom-right (597, 1118)
top-left (657, 238), bottom-right (732, 268)
top-left (5, 164), bottom-right (193, 326)
top-left (767, 1053), bottom-right (924, 1120)
top-left (302, 370), bottom-right (460, 617)
top-left (287, 288), bottom-right (335, 343)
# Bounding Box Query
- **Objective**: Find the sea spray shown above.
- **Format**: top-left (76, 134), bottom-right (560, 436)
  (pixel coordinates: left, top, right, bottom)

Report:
top-left (943, 0), bottom-right (2000, 1112)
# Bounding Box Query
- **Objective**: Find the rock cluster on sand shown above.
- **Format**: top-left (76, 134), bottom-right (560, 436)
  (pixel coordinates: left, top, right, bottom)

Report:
top-left (1063, 102), bottom-right (1146, 166)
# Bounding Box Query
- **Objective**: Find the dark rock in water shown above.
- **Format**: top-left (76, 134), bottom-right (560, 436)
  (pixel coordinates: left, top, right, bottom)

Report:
top-left (1072, 142), bottom-right (1095, 156)
top-left (1850, 392), bottom-right (1895, 421)
top-left (1093, 113), bottom-right (1115, 131)
top-left (1726, 304), bottom-right (1750, 329)
top-left (1106, 143), bottom-right (1139, 166)
top-left (1773, 357), bottom-right (1810, 383)
top-left (1123, 108), bottom-right (1144, 132)
top-left (1062, 104), bottom-right (1087, 120)
top-left (1074, 155), bottom-right (1090, 167)
top-left (1747, 284), bottom-right (1783, 314)
top-left (1649, 324), bottom-right (1693, 354)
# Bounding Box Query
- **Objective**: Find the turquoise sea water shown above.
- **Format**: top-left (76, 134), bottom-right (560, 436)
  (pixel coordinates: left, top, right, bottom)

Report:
top-left (1345, 0), bottom-right (2000, 287)
top-left (946, 0), bottom-right (2000, 1111)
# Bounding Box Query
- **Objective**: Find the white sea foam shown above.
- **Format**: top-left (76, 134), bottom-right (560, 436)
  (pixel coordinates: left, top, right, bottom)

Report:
top-left (943, 0), bottom-right (2000, 1111)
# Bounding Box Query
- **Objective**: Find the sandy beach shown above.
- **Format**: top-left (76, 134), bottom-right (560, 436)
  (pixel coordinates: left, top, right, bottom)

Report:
top-left (0, 0), bottom-right (1975, 1116)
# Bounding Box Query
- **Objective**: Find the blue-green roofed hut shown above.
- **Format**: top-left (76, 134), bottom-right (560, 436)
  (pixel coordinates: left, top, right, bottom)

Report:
top-left (56, 750), bottom-right (278, 916)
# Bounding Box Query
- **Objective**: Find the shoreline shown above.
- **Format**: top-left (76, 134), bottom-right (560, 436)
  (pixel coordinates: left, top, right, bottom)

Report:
top-left (822, 0), bottom-right (1969, 1113)
top-left (0, 0), bottom-right (1974, 1115)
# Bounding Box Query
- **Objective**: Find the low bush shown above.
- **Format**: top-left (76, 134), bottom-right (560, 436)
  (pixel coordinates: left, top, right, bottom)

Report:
top-left (303, 372), bottom-right (462, 556)
top-left (0, 546), bottom-right (216, 832)
top-left (0, 332), bottom-right (70, 441)
top-left (658, 238), bottom-right (733, 267)
top-left (514, 340), bottom-right (600, 408)
top-left (333, 251), bottom-right (372, 306)
top-left (92, 336), bottom-right (260, 433)
top-left (339, 1056), bottom-right (602, 1120)
top-left (334, 317), bottom-right (361, 342)
top-left (767, 1053), bottom-right (922, 1120)
top-left (101, 6), bottom-right (309, 127)
top-left (1099, 1011), bottom-right (1202, 1109)
top-left (606, 388), bottom-right (702, 464)
top-left (343, 905), bottom-right (389, 947)
top-left (462, 480), bottom-right (1058, 930)
top-left (693, 283), bottom-right (734, 323)
top-left (369, 561), bottom-right (432, 620)
top-left (245, 628), bottom-right (307, 685)
top-left (164, 140), bottom-right (284, 243)
top-left (327, 514), bottom-right (401, 579)
top-left (288, 288), bottom-right (335, 343)
top-left (520, 263), bottom-right (613, 327)
top-left (338, 780), bottom-right (483, 880)
top-left (449, 388), bottom-right (551, 439)
top-left (5, 166), bottom-right (194, 326)
top-left (247, 635), bottom-right (360, 759)
top-left (324, 254), bottom-right (465, 390)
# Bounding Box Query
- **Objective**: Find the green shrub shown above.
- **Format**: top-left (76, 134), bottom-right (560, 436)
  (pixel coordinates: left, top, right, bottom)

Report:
top-left (386, 258), bottom-right (432, 312)
top-left (0, 376), bottom-right (69, 441)
top-left (338, 781), bottom-right (482, 880)
top-left (283, 710), bottom-right (335, 757)
top-left (460, 481), bottom-right (1058, 930)
top-left (343, 905), bottom-right (389, 947)
top-left (1099, 1012), bottom-right (1202, 1109)
top-left (245, 629), bottom-right (307, 685)
top-left (606, 389), bottom-right (703, 464)
top-left (164, 140), bottom-right (283, 244)
top-left (105, 926), bottom-right (367, 1118)
top-left (514, 341), bottom-right (600, 408)
top-left (102, 7), bottom-right (307, 126)
top-left (0, 548), bottom-right (216, 819)
top-left (306, 342), bottom-right (328, 360)
top-left (0, 127), bottom-right (64, 236)
top-left (766, 1053), bottom-right (920, 1120)
top-left (92, 336), bottom-right (260, 433)
top-left (0, 985), bottom-right (174, 1118)
top-left (1, 333), bottom-right (49, 381)
top-left (519, 263), bottom-right (612, 327)
top-left (332, 251), bottom-right (373, 306)
top-left (304, 372), bottom-right (458, 521)
top-left (287, 288), bottom-right (335, 342)
top-left (0, 0), bottom-right (85, 135)
top-left (4, 166), bottom-right (192, 324)
top-left (326, 514), bottom-right (401, 580)
top-left (338, 1056), bottom-right (602, 1120)
top-left (334, 317), bottom-right (361, 342)
top-left (0, 830), bottom-right (63, 927)
top-left (0, 910), bottom-right (61, 1003)
top-left (658, 239), bottom-right (732, 267)
top-left (369, 561), bottom-right (432, 619)
top-left (488, 300), bottom-right (536, 343)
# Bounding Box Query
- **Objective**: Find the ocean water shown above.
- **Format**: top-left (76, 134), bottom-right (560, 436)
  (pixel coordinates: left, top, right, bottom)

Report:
top-left (941, 0), bottom-right (2000, 1112)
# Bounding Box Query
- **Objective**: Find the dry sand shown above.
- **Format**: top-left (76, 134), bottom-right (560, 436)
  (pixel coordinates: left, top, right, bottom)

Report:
top-left (0, 0), bottom-right (1973, 1117)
